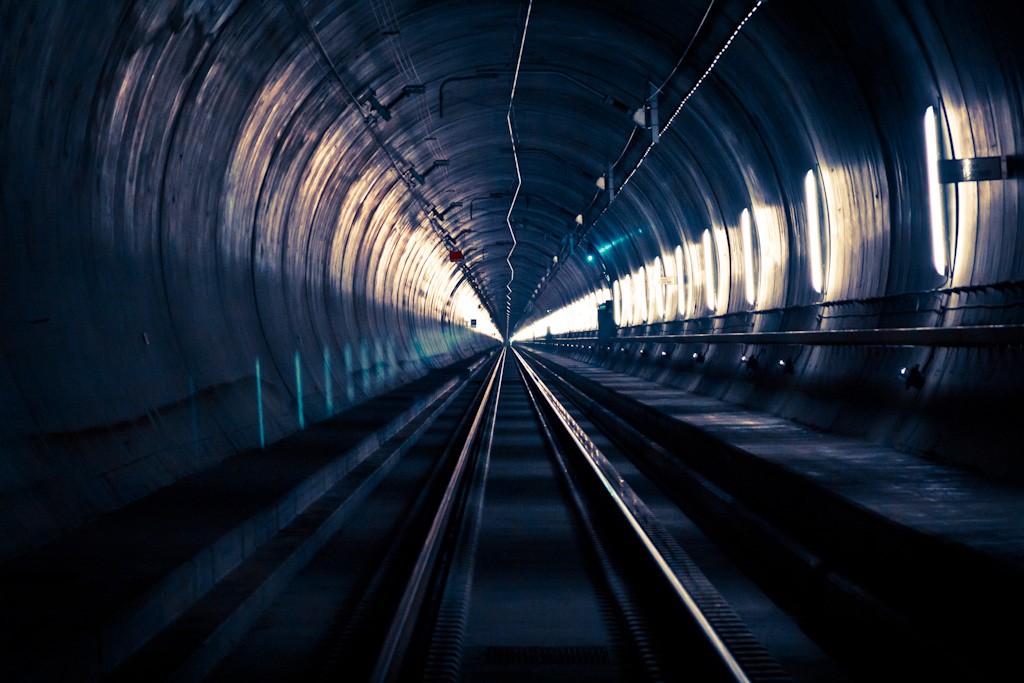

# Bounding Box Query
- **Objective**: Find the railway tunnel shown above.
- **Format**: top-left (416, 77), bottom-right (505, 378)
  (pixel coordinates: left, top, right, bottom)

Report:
top-left (2, 0), bottom-right (1023, 680)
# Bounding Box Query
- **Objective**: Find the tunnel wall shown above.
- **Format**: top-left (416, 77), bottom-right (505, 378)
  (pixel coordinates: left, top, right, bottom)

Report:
top-left (535, 279), bottom-right (1024, 484)
top-left (1, 0), bottom-right (1021, 558)
top-left (524, 0), bottom-right (1023, 481)
top-left (0, 2), bottom-right (497, 559)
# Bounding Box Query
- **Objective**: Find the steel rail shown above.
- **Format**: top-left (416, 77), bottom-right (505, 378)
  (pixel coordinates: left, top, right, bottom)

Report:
top-left (513, 354), bottom-right (666, 679)
top-left (528, 323), bottom-right (1024, 348)
top-left (512, 348), bottom-right (751, 683)
top-left (371, 347), bottom-right (506, 681)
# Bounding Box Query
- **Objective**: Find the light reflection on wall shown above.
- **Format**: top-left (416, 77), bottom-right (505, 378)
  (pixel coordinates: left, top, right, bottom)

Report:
top-left (714, 226), bottom-right (730, 314)
top-left (741, 208), bottom-right (756, 306)
top-left (674, 245), bottom-right (685, 317)
top-left (663, 252), bottom-right (676, 319)
top-left (622, 273), bottom-right (634, 326)
top-left (635, 265), bottom-right (649, 323)
top-left (684, 241), bottom-right (700, 318)
top-left (452, 282), bottom-right (502, 340)
top-left (512, 285), bottom-right (610, 341)
top-left (940, 102), bottom-right (971, 286)
top-left (528, 201), bottom-right (804, 337)
top-left (612, 279), bottom-right (622, 325)
top-left (805, 169), bottom-right (824, 294)
top-left (753, 204), bottom-right (785, 311)
top-left (702, 229), bottom-right (717, 311)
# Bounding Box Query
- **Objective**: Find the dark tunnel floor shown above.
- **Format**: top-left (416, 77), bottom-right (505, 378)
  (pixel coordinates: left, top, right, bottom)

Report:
top-left (3, 350), bottom-right (1024, 680)
top-left (521, 348), bottom-right (1024, 680)
top-left (0, 360), bottom-right (476, 681)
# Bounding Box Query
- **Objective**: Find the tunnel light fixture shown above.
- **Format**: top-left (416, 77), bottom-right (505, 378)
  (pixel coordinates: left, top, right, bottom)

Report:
top-left (612, 279), bottom-right (621, 325)
top-left (692, 351), bottom-right (705, 363)
top-left (674, 245), bottom-right (685, 317)
top-left (804, 170), bottom-right (824, 294)
top-left (741, 208), bottom-right (756, 305)
top-left (901, 364), bottom-right (925, 390)
top-left (636, 266), bottom-right (649, 323)
top-left (622, 274), bottom-right (633, 326)
top-left (702, 229), bottom-right (716, 310)
top-left (651, 256), bottom-right (666, 321)
top-left (924, 106), bottom-right (947, 276)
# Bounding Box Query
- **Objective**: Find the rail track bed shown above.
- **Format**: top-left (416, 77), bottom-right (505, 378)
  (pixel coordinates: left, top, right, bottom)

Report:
top-left (18, 344), bottom-right (1019, 680)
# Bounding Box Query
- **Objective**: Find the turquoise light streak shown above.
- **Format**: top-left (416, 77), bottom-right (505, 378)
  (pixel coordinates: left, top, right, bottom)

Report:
top-left (324, 348), bottom-right (333, 415)
top-left (344, 344), bottom-right (355, 403)
top-left (295, 351), bottom-right (305, 430)
top-left (256, 359), bottom-right (265, 449)
top-left (595, 227), bottom-right (644, 255)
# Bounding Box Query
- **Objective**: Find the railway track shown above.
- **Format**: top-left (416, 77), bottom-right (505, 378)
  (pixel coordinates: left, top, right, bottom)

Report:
top-left (4, 340), bottom-right (1015, 681)
top-left (7, 348), bottom-right (802, 681)
top-left (235, 350), bottom-right (782, 679)
top-left (313, 347), bottom-right (786, 681)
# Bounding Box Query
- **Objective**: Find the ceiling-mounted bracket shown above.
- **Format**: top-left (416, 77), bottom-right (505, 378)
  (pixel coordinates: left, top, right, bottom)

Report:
top-left (602, 161), bottom-right (615, 201)
top-left (647, 81), bottom-right (659, 144)
top-left (413, 158), bottom-right (450, 185)
top-left (438, 70), bottom-right (501, 117)
top-left (359, 87), bottom-right (391, 122)
top-left (939, 155), bottom-right (1018, 183)
top-left (632, 82), bottom-right (659, 144)
top-left (435, 201), bottom-right (463, 220)
top-left (384, 83), bottom-right (425, 112)
top-left (468, 191), bottom-right (511, 219)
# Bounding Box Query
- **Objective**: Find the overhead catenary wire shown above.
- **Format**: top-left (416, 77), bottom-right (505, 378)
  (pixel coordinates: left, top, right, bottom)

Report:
top-left (613, 2), bottom-right (765, 212)
top-left (649, 0), bottom-right (717, 100)
top-left (521, 0), bottom-right (765, 329)
top-left (505, 0), bottom-right (534, 340)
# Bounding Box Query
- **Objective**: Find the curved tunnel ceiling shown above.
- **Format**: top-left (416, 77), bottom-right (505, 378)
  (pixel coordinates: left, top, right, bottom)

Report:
top-left (1, 0), bottom-right (1022, 552)
top-left (5, 0), bottom-right (1021, 333)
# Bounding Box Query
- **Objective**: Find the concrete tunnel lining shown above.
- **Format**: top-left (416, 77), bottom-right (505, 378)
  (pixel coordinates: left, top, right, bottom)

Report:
top-left (1, 0), bottom-right (1022, 558)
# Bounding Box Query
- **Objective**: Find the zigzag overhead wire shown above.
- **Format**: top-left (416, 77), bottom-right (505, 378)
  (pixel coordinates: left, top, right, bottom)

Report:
top-left (505, 0), bottom-right (534, 340)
